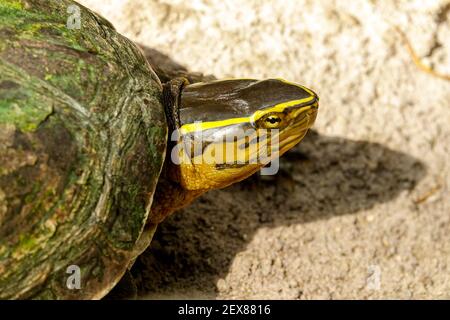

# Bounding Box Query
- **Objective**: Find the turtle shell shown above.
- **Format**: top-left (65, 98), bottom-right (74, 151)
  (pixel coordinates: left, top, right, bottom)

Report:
top-left (0, 0), bottom-right (167, 299)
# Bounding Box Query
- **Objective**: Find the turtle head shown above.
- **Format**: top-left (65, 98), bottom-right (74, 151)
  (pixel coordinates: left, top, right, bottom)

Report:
top-left (165, 78), bottom-right (319, 191)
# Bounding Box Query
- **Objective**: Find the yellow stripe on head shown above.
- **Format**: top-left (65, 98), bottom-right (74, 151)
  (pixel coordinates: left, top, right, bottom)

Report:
top-left (180, 117), bottom-right (250, 135)
top-left (180, 95), bottom-right (316, 134)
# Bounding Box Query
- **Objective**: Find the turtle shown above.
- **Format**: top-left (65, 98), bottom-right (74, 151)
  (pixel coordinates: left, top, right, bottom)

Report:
top-left (0, 0), bottom-right (319, 299)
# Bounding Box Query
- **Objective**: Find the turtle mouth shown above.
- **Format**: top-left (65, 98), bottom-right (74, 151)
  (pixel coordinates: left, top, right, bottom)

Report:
top-left (277, 106), bottom-right (318, 155)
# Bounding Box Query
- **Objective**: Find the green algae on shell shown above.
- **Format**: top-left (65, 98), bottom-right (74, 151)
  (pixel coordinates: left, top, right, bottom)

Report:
top-left (0, 0), bottom-right (167, 299)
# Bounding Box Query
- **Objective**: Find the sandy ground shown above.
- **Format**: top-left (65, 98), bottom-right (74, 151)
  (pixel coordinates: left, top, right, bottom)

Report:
top-left (78, 0), bottom-right (450, 299)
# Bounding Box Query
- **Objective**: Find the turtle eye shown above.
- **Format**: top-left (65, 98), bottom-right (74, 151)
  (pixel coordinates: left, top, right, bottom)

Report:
top-left (262, 114), bottom-right (283, 129)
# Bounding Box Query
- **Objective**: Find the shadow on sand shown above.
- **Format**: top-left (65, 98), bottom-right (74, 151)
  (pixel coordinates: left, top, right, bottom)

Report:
top-left (132, 130), bottom-right (426, 298)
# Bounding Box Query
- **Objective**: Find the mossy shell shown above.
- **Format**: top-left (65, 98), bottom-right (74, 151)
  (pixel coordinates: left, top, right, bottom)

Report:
top-left (0, 0), bottom-right (167, 299)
